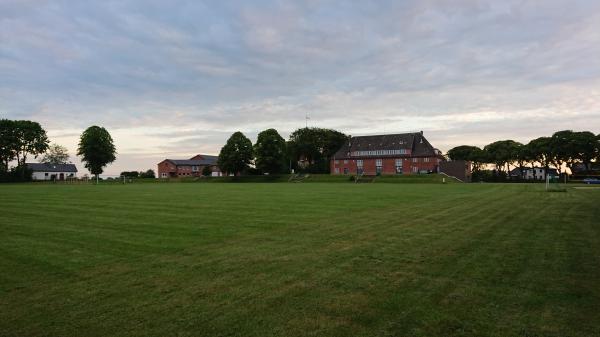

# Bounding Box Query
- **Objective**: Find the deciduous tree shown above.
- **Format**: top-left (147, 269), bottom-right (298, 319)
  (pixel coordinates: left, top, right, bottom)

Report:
top-left (41, 143), bottom-right (70, 164)
top-left (287, 127), bottom-right (347, 173)
top-left (218, 131), bottom-right (253, 175)
top-left (77, 126), bottom-right (116, 183)
top-left (254, 128), bottom-right (287, 174)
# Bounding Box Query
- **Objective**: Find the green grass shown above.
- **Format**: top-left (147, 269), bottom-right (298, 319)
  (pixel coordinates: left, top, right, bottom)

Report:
top-left (1, 183), bottom-right (599, 337)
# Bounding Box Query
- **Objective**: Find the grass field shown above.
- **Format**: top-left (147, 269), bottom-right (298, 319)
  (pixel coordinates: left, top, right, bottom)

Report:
top-left (1, 183), bottom-right (599, 336)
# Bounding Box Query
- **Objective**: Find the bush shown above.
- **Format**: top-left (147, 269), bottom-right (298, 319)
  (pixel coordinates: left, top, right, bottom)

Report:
top-left (0, 165), bottom-right (33, 183)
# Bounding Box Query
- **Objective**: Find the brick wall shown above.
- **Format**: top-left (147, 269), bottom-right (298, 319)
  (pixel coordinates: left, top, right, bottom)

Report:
top-left (331, 157), bottom-right (440, 175)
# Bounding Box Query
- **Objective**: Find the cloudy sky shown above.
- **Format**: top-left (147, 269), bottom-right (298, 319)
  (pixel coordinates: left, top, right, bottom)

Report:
top-left (1, 0), bottom-right (600, 175)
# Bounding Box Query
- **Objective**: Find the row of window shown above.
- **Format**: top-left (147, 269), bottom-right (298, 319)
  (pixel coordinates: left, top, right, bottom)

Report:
top-left (350, 149), bottom-right (410, 156)
top-left (334, 166), bottom-right (422, 174)
top-left (177, 166), bottom-right (201, 171)
top-left (336, 157), bottom-right (430, 166)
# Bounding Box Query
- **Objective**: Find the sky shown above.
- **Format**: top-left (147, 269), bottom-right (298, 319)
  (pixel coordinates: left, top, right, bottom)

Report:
top-left (1, 0), bottom-right (600, 175)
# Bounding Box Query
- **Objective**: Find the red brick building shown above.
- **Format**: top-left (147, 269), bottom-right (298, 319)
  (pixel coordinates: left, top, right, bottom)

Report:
top-left (330, 132), bottom-right (445, 175)
top-left (157, 154), bottom-right (222, 178)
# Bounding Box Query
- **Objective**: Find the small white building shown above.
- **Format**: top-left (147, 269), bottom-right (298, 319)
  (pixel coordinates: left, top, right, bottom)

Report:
top-left (510, 167), bottom-right (558, 180)
top-left (26, 163), bottom-right (78, 181)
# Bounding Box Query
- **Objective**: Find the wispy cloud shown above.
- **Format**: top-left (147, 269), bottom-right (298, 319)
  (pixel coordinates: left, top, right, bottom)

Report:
top-left (1, 0), bottom-right (599, 174)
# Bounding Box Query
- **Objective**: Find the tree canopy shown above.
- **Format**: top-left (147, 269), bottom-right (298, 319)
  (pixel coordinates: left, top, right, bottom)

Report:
top-left (483, 140), bottom-right (522, 173)
top-left (77, 126), bottom-right (116, 179)
top-left (447, 145), bottom-right (486, 171)
top-left (288, 127), bottom-right (347, 173)
top-left (254, 128), bottom-right (287, 174)
top-left (217, 131), bottom-right (253, 175)
top-left (41, 143), bottom-right (70, 164)
top-left (0, 119), bottom-right (49, 176)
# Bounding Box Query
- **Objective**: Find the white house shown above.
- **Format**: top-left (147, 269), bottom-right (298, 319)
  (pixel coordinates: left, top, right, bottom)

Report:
top-left (26, 163), bottom-right (78, 181)
top-left (510, 167), bottom-right (558, 180)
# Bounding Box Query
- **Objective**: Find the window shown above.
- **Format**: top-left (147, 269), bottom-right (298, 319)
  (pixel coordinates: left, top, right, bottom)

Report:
top-left (395, 159), bottom-right (403, 174)
top-left (161, 173), bottom-right (167, 178)
top-left (412, 157), bottom-right (418, 163)
top-left (343, 168), bottom-right (349, 174)
top-left (343, 160), bottom-right (348, 164)
top-left (412, 167), bottom-right (418, 173)
top-left (334, 168), bottom-right (340, 174)
top-left (357, 160), bottom-right (363, 168)
top-left (375, 159), bottom-right (383, 175)
top-left (44, 172), bottom-right (49, 176)
top-left (423, 157), bottom-right (430, 163)
top-left (192, 166), bottom-right (199, 172)
top-left (335, 160), bottom-right (339, 165)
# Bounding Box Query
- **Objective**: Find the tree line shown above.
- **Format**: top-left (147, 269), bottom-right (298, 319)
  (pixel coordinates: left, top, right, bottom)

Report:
top-left (447, 130), bottom-right (600, 180)
top-left (217, 127), bottom-right (347, 175)
top-left (1, 119), bottom-right (117, 182)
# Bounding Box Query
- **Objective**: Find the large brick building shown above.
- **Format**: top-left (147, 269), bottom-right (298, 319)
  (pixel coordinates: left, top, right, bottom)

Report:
top-left (330, 132), bottom-right (445, 175)
top-left (157, 154), bottom-right (222, 178)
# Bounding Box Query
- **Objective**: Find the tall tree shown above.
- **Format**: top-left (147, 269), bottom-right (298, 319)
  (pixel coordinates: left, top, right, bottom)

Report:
top-left (0, 119), bottom-right (18, 172)
top-left (550, 130), bottom-right (576, 174)
top-left (446, 145), bottom-right (486, 172)
top-left (572, 131), bottom-right (599, 172)
top-left (527, 137), bottom-right (553, 180)
top-left (515, 143), bottom-right (532, 179)
top-left (254, 128), bottom-right (287, 174)
top-left (140, 169), bottom-right (156, 179)
top-left (483, 140), bottom-right (521, 175)
top-left (41, 143), bottom-right (70, 164)
top-left (288, 127), bottom-right (347, 173)
top-left (14, 120), bottom-right (50, 168)
top-left (77, 126), bottom-right (116, 182)
top-left (217, 131), bottom-right (253, 175)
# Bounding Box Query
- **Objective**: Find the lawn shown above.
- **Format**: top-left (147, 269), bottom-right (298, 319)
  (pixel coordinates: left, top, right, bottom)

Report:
top-left (1, 183), bottom-right (599, 337)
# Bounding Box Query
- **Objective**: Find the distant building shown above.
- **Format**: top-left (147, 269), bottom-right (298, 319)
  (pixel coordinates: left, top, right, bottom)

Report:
top-left (330, 132), bottom-right (445, 175)
top-left (157, 154), bottom-right (222, 178)
top-left (510, 167), bottom-right (558, 180)
top-left (439, 160), bottom-right (472, 182)
top-left (570, 163), bottom-right (600, 175)
top-left (27, 163), bottom-right (78, 181)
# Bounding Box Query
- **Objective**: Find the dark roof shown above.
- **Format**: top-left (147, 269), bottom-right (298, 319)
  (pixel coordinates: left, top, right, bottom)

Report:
top-left (333, 132), bottom-right (439, 158)
top-left (164, 154), bottom-right (218, 166)
top-left (27, 163), bottom-right (78, 172)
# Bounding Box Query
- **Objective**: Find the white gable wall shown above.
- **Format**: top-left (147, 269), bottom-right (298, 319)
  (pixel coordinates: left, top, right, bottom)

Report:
top-left (32, 171), bottom-right (77, 180)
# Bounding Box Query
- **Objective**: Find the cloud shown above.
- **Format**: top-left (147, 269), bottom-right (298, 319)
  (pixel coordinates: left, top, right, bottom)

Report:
top-left (1, 0), bottom-right (600, 174)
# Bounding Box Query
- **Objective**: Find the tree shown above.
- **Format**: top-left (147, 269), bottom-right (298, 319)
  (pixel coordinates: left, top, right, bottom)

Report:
top-left (0, 119), bottom-right (18, 172)
top-left (515, 143), bottom-right (532, 179)
top-left (446, 145), bottom-right (486, 172)
top-left (217, 131), bottom-right (253, 175)
top-left (287, 127), bottom-right (348, 173)
top-left (201, 165), bottom-right (212, 177)
top-left (571, 131), bottom-right (599, 172)
top-left (120, 171), bottom-right (139, 178)
top-left (254, 128), bottom-right (287, 174)
top-left (550, 130), bottom-right (576, 175)
top-left (14, 120), bottom-right (50, 169)
top-left (77, 126), bottom-right (116, 182)
top-left (527, 137), bottom-right (553, 180)
top-left (41, 143), bottom-right (70, 164)
top-left (0, 120), bottom-right (49, 178)
top-left (483, 140), bottom-right (521, 176)
top-left (140, 169), bottom-right (156, 178)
